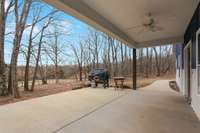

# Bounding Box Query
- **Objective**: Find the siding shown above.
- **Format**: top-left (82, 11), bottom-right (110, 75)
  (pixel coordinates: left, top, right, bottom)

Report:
top-left (177, 2), bottom-right (200, 119)
top-left (184, 3), bottom-right (200, 69)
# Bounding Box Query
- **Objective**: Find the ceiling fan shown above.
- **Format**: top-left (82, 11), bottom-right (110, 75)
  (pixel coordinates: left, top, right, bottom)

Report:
top-left (127, 13), bottom-right (163, 34)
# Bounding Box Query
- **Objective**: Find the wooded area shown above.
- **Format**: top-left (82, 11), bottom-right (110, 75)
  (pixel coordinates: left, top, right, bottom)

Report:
top-left (0, 0), bottom-right (176, 99)
top-left (71, 29), bottom-right (176, 81)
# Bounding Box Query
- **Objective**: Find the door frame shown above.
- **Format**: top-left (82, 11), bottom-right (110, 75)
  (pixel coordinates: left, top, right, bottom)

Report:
top-left (184, 41), bottom-right (192, 103)
top-left (196, 28), bottom-right (200, 94)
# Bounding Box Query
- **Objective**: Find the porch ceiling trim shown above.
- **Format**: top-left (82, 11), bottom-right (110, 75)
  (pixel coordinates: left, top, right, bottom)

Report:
top-left (43, 0), bottom-right (138, 48)
top-left (43, 0), bottom-right (199, 49)
top-left (137, 36), bottom-right (183, 48)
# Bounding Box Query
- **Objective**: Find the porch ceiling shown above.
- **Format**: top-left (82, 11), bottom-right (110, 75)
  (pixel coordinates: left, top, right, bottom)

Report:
top-left (43, 0), bottom-right (200, 48)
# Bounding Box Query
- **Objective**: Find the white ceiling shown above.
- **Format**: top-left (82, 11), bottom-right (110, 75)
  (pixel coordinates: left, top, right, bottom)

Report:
top-left (44, 0), bottom-right (200, 48)
top-left (82, 0), bottom-right (199, 46)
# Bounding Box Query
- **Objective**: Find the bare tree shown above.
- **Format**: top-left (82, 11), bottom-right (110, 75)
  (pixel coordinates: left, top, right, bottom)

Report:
top-left (149, 48), bottom-right (153, 76)
top-left (87, 28), bottom-right (103, 68)
top-left (111, 40), bottom-right (119, 76)
top-left (31, 17), bottom-right (52, 91)
top-left (44, 24), bottom-right (68, 83)
top-left (120, 42), bottom-right (124, 76)
top-left (8, 0), bottom-right (32, 98)
top-left (24, 6), bottom-right (41, 91)
top-left (38, 58), bottom-right (47, 85)
top-left (145, 48), bottom-right (149, 78)
top-left (0, 0), bottom-right (14, 96)
top-left (153, 47), bottom-right (160, 77)
top-left (24, 6), bottom-right (57, 91)
top-left (71, 42), bottom-right (84, 81)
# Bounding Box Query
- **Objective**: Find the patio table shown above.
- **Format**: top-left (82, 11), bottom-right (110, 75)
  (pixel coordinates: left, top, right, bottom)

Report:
top-left (113, 77), bottom-right (125, 90)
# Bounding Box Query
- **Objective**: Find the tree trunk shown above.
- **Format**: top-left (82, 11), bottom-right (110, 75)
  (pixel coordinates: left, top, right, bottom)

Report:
top-left (145, 48), bottom-right (149, 78)
top-left (114, 43), bottom-right (118, 76)
top-left (55, 63), bottom-right (59, 83)
top-left (24, 23), bottom-right (35, 91)
top-left (79, 65), bottom-right (82, 81)
top-left (55, 37), bottom-right (59, 84)
top-left (8, 45), bottom-right (20, 97)
top-left (111, 39), bottom-right (116, 76)
top-left (153, 47), bottom-right (160, 77)
top-left (8, 0), bottom-right (32, 98)
top-left (107, 37), bottom-right (111, 74)
top-left (139, 49), bottom-right (143, 77)
top-left (0, 0), bottom-right (8, 96)
top-left (31, 23), bottom-right (47, 91)
top-left (149, 48), bottom-right (153, 76)
top-left (120, 42), bottom-right (124, 76)
top-left (31, 34), bottom-right (42, 91)
top-left (38, 60), bottom-right (47, 85)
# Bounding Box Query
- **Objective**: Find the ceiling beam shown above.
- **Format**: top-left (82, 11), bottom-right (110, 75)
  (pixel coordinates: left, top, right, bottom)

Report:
top-left (136, 36), bottom-right (183, 48)
top-left (43, 0), bottom-right (137, 48)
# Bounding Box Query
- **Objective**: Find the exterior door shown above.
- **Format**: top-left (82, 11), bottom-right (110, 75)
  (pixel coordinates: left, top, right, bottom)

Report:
top-left (187, 46), bottom-right (191, 103)
top-left (184, 42), bottom-right (192, 103)
top-left (196, 29), bottom-right (200, 94)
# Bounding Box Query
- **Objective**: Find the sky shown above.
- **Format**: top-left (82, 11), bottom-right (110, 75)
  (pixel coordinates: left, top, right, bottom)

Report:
top-left (4, 0), bottom-right (91, 65)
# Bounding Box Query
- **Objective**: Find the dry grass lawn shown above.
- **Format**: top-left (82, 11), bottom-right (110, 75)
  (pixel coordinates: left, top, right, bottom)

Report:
top-left (0, 76), bottom-right (174, 106)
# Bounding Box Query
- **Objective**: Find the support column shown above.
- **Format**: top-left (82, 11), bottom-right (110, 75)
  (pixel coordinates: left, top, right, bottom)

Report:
top-left (132, 48), bottom-right (136, 90)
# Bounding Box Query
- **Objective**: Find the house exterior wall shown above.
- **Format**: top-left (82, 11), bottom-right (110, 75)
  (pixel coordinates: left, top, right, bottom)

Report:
top-left (176, 44), bottom-right (185, 94)
top-left (176, 3), bottom-right (200, 119)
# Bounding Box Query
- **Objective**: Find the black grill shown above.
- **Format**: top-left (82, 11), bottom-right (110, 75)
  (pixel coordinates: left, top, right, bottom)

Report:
top-left (88, 68), bottom-right (109, 88)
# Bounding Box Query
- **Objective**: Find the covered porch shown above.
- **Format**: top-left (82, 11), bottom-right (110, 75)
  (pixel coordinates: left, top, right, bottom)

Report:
top-left (44, 0), bottom-right (200, 90)
top-left (0, 0), bottom-right (200, 132)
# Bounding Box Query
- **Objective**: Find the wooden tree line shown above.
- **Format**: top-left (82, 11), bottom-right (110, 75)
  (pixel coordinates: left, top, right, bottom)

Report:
top-left (137, 46), bottom-right (176, 78)
top-left (71, 28), bottom-right (176, 81)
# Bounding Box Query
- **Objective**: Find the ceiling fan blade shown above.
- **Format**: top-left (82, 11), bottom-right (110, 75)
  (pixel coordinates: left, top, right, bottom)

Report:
top-left (153, 26), bottom-right (163, 32)
top-left (137, 28), bottom-right (146, 36)
top-left (126, 25), bottom-right (143, 31)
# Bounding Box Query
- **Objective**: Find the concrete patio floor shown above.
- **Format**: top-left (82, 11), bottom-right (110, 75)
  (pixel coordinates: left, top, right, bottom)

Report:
top-left (0, 80), bottom-right (200, 133)
top-left (0, 87), bottom-right (128, 133)
top-left (57, 80), bottom-right (200, 133)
